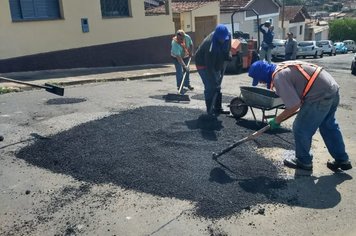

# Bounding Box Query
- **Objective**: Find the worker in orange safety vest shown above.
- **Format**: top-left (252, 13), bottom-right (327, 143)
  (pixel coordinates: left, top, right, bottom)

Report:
top-left (248, 60), bottom-right (352, 172)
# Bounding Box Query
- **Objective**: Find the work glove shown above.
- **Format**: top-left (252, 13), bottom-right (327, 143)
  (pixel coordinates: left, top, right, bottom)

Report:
top-left (268, 118), bottom-right (281, 130)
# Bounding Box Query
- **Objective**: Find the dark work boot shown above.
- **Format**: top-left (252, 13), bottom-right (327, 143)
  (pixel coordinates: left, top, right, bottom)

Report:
top-left (327, 160), bottom-right (352, 171)
top-left (214, 93), bottom-right (229, 115)
top-left (284, 158), bottom-right (313, 171)
top-left (0, 135), bottom-right (4, 142)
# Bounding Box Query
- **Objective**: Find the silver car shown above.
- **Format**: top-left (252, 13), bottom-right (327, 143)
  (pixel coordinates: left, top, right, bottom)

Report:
top-left (297, 41), bottom-right (323, 59)
top-left (317, 40), bottom-right (336, 56)
top-left (271, 39), bottom-right (286, 60)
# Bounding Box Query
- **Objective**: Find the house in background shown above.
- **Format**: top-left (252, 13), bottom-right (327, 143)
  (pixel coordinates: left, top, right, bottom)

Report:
top-left (280, 6), bottom-right (310, 41)
top-left (149, 0), bottom-right (220, 50)
top-left (220, 0), bottom-right (281, 43)
top-left (0, 1), bottom-right (179, 73)
top-left (1, 0), bottom-right (221, 73)
top-left (304, 20), bottom-right (330, 41)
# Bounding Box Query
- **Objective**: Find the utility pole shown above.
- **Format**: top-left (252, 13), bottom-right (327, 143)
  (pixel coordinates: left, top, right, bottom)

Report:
top-left (281, 0), bottom-right (285, 38)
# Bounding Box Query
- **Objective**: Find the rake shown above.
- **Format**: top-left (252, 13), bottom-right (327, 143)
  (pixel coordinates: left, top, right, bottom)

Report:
top-left (164, 58), bottom-right (191, 102)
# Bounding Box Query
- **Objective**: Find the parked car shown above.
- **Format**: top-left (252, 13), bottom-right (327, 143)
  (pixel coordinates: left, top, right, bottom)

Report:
top-left (317, 40), bottom-right (336, 56)
top-left (343, 40), bottom-right (356, 52)
top-left (297, 41), bottom-right (323, 59)
top-left (271, 39), bottom-right (286, 60)
top-left (334, 42), bottom-right (348, 54)
top-left (352, 53), bottom-right (356, 75)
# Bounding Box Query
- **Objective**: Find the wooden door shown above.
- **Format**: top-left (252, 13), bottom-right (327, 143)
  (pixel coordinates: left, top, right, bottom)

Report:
top-left (194, 16), bottom-right (217, 48)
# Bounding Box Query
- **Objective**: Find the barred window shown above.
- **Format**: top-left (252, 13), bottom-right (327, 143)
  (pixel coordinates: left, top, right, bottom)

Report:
top-left (100, 0), bottom-right (131, 17)
top-left (9, 0), bottom-right (61, 21)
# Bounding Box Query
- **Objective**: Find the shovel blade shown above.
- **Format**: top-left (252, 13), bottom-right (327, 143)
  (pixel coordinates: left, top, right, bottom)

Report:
top-left (45, 83), bottom-right (64, 96)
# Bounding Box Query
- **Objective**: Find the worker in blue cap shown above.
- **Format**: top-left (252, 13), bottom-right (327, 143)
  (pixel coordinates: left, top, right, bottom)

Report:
top-left (195, 24), bottom-right (232, 116)
top-left (248, 60), bottom-right (277, 89)
top-left (259, 21), bottom-right (274, 63)
top-left (248, 60), bottom-right (352, 172)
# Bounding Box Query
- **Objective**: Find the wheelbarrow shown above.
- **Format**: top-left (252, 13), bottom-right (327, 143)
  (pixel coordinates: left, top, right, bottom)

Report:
top-left (228, 86), bottom-right (285, 124)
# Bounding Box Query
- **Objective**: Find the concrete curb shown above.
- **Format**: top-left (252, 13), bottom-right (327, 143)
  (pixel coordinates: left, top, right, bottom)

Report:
top-left (0, 65), bottom-right (198, 93)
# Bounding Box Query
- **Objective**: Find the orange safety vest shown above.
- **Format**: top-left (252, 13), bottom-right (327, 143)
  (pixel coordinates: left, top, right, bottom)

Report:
top-left (271, 62), bottom-right (323, 99)
top-left (172, 36), bottom-right (189, 58)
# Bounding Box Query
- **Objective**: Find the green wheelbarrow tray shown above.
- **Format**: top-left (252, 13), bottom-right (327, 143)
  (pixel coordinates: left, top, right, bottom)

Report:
top-left (229, 86), bottom-right (285, 124)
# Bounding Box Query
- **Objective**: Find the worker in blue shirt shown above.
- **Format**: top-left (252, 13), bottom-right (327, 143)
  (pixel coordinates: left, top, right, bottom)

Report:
top-left (259, 21), bottom-right (274, 64)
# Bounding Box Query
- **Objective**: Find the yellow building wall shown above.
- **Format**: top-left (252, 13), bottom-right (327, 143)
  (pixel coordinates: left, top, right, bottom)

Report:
top-left (190, 2), bottom-right (220, 31)
top-left (0, 0), bottom-right (174, 59)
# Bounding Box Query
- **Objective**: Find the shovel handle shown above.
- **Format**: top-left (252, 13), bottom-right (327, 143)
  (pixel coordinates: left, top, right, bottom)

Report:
top-left (0, 76), bottom-right (48, 89)
top-left (178, 57), bottom-right (192, 94)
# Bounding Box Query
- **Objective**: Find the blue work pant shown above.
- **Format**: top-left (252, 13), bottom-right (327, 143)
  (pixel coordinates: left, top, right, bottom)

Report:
top-left (197, 68), bottom-right (222, 113)
top-left (173, 57), bottom-right (190, 88)
top-left (293, 92), bottom-right (349, 164)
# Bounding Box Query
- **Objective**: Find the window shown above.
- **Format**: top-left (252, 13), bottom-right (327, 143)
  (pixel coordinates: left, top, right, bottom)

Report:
top-left (9, 0), bottom-right (61, 21)
top-left (100, 0), bottom-right (131, 17)
top-left (299, 25), bottom-right (303, 35)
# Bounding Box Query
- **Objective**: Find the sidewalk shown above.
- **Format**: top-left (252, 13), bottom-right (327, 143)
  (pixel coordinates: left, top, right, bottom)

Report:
top-left (0, 63), bottom-right (197, 91)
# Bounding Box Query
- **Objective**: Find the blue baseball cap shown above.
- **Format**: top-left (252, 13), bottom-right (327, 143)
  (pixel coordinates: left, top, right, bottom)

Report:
top-left (214, 24), bottom-right (230, 41)
top-left (248, 61), bottom-right (277, 89)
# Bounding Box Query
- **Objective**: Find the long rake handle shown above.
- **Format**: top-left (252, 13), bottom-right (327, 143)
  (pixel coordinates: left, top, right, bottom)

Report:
top-left (212, 111), bottom-right (298, 159)
top-left (178, 58), bottom-right (191, 94)
top-left (212, 124), bottom-right (270, 159)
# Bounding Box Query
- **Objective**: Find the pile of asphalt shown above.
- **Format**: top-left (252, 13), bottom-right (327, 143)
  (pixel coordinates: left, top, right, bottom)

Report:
top-left (17, 106), bottom-right (296, 219)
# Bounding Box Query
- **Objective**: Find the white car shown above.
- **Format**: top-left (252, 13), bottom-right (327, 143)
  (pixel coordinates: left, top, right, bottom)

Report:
top-left (271, 39), bottom-right (286, 60)
top-left (343, 40), bottom-right (356, 52)
top-left (317, 40), bottom-right (336, 56)
top-left (297, 41), bottom-right (323, 59)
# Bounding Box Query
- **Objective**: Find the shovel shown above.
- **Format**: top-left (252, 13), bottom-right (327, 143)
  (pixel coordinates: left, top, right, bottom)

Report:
top-left (0, 76), bottom-right (64, 96)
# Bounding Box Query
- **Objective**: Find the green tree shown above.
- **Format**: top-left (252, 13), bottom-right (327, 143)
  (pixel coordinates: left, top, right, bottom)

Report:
top-left (329, 18), bottom-right (356, 42)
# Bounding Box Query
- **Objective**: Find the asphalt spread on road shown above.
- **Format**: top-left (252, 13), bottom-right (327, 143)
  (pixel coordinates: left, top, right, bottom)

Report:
top-left (17, 105), bottom-right (298, 219)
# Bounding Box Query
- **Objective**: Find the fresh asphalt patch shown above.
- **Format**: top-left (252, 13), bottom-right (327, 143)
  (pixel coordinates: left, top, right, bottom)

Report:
top-left (150, 94), bottom-right (236, 103)
top-left (17, 106), bottom-right (306, 219)
top-left (46, 97), bottom-right (87, 105)
top-left (190, 94), bottom-right (236, 103)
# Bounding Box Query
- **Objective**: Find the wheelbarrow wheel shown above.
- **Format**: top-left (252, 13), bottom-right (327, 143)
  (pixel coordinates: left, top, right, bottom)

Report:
top-left (229, 97), bottom-right (248, 119)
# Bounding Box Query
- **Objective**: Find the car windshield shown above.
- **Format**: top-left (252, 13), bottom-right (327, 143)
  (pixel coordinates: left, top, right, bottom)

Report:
top-left (317, 41), bottom-right (329, 46)
top-left (299, 42), bottom-right (313, 47)
top-left (334, 42), bottom-right (344, 46)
